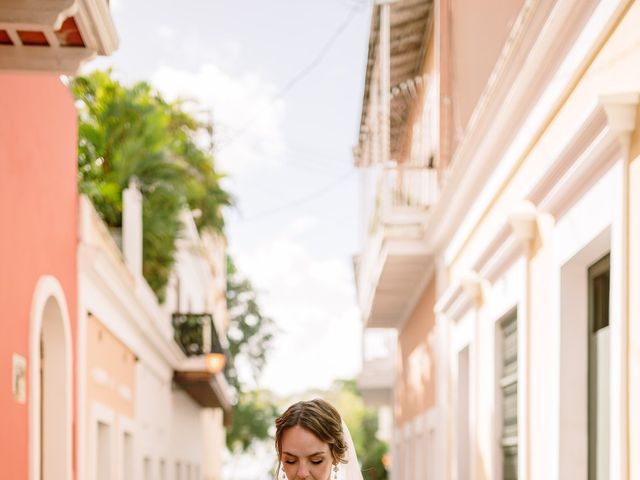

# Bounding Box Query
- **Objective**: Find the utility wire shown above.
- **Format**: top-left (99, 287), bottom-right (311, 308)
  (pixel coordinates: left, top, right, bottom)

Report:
top-left (216, 119), bottom-right (348, 166)
top-left (239, 170), bottom-right (355, 222)
top-left (216, 6), bottom-right (362, 152)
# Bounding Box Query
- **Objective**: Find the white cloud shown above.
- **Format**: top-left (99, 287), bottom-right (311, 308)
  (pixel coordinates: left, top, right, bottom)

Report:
top-left (156, 25), bottom-right (176, 39)
top-left (150, 64), bottom-right (287, 178)
top-left (109, 0), bottom-right (124, 11)
top-left (231, 223), bottom-right (362, 397)
top-left (286, 214), bottom-right (320, 237)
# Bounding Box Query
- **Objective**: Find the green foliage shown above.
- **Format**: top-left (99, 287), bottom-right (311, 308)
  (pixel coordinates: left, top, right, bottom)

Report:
top-left (356, 410), bottom-right (388, 479)
top-left (224, 256), bottom-right (275, 392)
top-left (71, 70), bottom-right (232, 301)
top-left (225, 390), bottom-right (279, 453)
top-left (225, 256), bottom-right (278, 452)
top-left (172, 313), bottom-right (221, 356)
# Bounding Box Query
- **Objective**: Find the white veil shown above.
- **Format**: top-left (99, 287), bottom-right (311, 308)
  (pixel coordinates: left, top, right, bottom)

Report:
top-left (338, 420), bottom-right (363, 480)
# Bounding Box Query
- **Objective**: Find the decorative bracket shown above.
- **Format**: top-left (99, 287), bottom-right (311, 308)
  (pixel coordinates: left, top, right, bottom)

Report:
top-left (461, 270), bottom-right (484, 307)
top-left (599, 92), bottom-right (639, 145)
top-left (508, 200), bottom-right (538, 249)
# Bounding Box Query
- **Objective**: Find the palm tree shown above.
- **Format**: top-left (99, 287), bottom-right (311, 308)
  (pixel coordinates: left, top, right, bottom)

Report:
top-left (71, 70), bottom-right (232, 301)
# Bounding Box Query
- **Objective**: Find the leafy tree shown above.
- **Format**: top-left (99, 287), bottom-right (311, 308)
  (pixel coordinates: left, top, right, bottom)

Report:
top-left (225, 256), bottom-right (278, 452)
top-left (224, 256), bottom-right (275, 392)
top-left (71, 70), bottom-right (232, 300)
top-left (225, 389), bottom-right (278, 453)
top-left (357, 410), bottom-right (388, 479)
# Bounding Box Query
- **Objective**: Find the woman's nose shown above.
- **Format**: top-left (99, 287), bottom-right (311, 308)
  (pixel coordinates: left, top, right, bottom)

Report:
top-left (296, 462), bottom-right (310, 478)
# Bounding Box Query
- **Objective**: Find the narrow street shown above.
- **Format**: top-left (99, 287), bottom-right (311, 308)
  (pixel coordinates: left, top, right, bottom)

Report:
top-left (2, 1), bottom-right (640, 479)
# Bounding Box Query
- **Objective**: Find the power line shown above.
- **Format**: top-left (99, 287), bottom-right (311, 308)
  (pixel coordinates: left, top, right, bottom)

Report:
top-left (238, 170), bottom-right (356, 222)
top-left (216, 6), bottom-right (362, 152)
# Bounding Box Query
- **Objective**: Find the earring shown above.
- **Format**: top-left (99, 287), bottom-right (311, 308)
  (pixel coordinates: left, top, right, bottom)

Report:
top-left (281, 465), bottom-right (287, 480)
top-left (333, 464), bottom-right (339, 480)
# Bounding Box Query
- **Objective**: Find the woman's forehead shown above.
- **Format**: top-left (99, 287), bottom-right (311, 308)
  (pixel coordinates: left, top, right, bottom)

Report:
top-left (281, 425), bottom-right (330, 456)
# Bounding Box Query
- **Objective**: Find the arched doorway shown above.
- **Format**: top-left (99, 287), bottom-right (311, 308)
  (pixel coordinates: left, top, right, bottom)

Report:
top-left (29, 276), bottom-right (72, 480)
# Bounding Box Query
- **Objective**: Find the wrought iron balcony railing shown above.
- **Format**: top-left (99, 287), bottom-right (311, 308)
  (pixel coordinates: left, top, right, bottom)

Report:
top-left (172, 313), bottom-right (224, 357)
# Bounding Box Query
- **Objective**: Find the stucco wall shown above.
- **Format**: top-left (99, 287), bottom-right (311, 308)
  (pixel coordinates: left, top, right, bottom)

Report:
top-left (629, 106), bottom-right (640, 480)
top-left (0, 74), bottom-right (78, 479)
top-left (395, 278), bottom-right (437, 425)
top-left (86, 314), bottom-right (136, 417)
top-left (442, 1), bottom-right (640, 478)
top-left (450, 0), bottom-right (524, 136)
top-left (171, 389), bottom-right (205, 476)
top-left (437, 0), bottom-right (525, 169)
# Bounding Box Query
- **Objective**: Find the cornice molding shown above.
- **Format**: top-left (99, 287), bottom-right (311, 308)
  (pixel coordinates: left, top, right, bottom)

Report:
top-left (0, 0), bottom-right (77, 28)
top-left (599, 92), bottom-right (640, 141)
top-left (508, 201), bottom-right (539, 247)
top-left (427, 0), bottom-right (626, 262)
top-left (435, 269), bottom-right (485, 320)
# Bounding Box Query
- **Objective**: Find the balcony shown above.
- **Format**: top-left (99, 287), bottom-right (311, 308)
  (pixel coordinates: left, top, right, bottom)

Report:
top-left (0, 0), bottom-right (118, 73)
top-left (358, 356), bottom-right (394, 406)
top-left (172, 313), bottom-right (233, 424)
top-left (358, 329), bottom-right (395, 407)
top-left (172, 312), bottom-right (225, 357)
top-left (356, 165), bottom-right (436, 328)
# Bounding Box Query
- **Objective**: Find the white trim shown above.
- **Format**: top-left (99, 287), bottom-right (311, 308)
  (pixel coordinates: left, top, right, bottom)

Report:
top-left (77, 289), bottom-right (88, 480)
top-left (558, 225), bottom-right (611, 480)
top-left (439, 98), bottom-right (621, 294)
top-left (429, 0), bottom-right (627, 260)
top-left (0, 0), bottom-right (77, 27)
top-left (75, 0), bottom-right (118, 55)
top-left (29, 275), bottom-right (73, 480)
top-left (0, 44), bottom-right (93, 74)
top-left (118, 415), bottom-right (137, 480)
top-left (600, 92), bottom-right (638, 480)
top-left (434, 281), bottom-right (468, 321)
top-left (444, 0), bottom-right (623, 265)
top-left (90, 402), bottom-right (116, 480)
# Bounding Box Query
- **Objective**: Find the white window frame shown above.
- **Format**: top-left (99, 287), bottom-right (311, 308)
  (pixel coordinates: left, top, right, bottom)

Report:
top-left (91, 402), bottom-right (115, 480)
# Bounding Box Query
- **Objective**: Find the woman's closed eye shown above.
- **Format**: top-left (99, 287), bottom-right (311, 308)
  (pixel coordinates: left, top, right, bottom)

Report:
top-left (283, 458), bottom-right (324, 465)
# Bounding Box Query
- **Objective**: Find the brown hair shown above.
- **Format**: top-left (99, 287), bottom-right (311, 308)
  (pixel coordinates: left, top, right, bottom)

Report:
top-left (275, 398), bottom-right (348, 464)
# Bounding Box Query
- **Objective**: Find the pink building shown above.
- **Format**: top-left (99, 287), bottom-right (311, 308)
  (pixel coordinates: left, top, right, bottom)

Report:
top-left (0, 2), bottom-right (117, 478)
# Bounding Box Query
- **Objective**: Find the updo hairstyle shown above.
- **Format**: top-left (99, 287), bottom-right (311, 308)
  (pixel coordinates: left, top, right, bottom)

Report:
top-left (274, 398), bottom-right (348, 465)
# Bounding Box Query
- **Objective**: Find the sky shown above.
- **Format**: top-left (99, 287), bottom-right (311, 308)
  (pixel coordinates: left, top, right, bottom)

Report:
top-left (86, 0), bottom-right (374, 398)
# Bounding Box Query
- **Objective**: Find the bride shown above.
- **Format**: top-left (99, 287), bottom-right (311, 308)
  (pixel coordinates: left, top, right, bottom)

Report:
top-left (274, 399), bottom-right (363, 480)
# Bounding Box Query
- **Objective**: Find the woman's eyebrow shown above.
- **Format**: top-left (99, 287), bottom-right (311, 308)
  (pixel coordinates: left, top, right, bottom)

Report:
top-left (283, 451), bottom-right (325, 457)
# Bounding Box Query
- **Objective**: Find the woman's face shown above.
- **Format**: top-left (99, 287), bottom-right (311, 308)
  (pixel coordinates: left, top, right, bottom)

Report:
top-left (280, 425), bottom-right (334, 480)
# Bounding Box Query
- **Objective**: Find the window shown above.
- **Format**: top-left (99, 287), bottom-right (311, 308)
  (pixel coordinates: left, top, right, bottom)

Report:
top-left (159, 459), bottom-right (166, 480)
top-left (143, 457), bottom-right (152, 480)
top-left (588, 254), bottom-right (610, 480)
top-left (500, 313), bottom-right (518, 480)
top-left (122, 432), bottom-right (133, 480)
top-left (97, 422), bottom-right (111, 480)
top-left (457, 346), bottom-right (470, 480)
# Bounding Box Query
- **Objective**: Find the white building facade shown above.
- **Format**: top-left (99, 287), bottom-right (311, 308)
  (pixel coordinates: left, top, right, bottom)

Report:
top-left (354, 1), bottom-right (640, 479)
top-left (77, 183), bottom-right (232, 480)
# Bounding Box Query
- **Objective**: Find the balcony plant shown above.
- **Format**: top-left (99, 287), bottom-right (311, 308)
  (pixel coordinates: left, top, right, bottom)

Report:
top-left (71, 70), bottom-right (232, 301)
